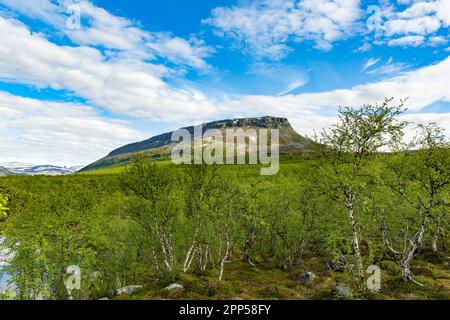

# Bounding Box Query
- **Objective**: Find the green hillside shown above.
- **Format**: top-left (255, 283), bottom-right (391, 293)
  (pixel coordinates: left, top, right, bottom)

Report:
top-left (80, 116), bottom-right (319, 172)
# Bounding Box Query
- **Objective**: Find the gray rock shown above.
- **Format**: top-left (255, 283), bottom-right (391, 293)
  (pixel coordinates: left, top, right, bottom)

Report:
top-left (164, 283), bottom-right (184, 291)
top-left (325, 256), bottom-right (348, 272)
top-left (99, 297), bottom-right (109, 300)
top-left (298, 271), bottom-right (316, 285)
top-left (116, 285), bottom-right (143, 296)
top-left (332, 283), bottom-right (353, 299)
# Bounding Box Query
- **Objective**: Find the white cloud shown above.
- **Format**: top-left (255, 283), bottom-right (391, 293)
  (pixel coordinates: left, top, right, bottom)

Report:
top-left (0, 16), bottom-right (220, 122)
top-left (436, 0), bottom-right (450, 26)
top-left (362, 58), bottom-right (380, 71)
top-left (146, 34), bottom-right (214, 70)
top-left (204, 0), bottom-right (449, 57)
top-left (370, 0), bottom-right (450, 48)
top-left (397, 2), bottom-right (437, 19)
top-left (384, 16), bottom-right (441, 36)
top-left (357, 42), bottom-right (372, 52)
top-left (0, 91), bottom-right (145, 166)
top-left (400, 112), bottom-right (450, 141)
top-left (365, 57), bottom-right (409, 75)
top-left (428, 35), bottom-right (448, 46)
top-left (388, 35), bottom-right (425, 46)
top-left (204, 0), bottom-right (362, 60)
top-left (0, 0), bottom-right (64, 26)
top-left (225, 55), bottom-right (450, 137)
top-left (0, 0), bottom-right (213, 70)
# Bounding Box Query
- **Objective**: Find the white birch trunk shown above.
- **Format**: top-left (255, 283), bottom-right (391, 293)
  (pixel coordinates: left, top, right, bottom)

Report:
top-left (219, 236), bottom-right (230, 281)
top-left (346, 193), bottom-right (364, 282)
top-left (401, 203), bottom-right (432, 282)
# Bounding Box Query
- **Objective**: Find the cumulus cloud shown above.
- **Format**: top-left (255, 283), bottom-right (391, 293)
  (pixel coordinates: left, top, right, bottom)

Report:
top-left (204, 0), bottom-right (450, 56)
top-left (388, 35), bottom-right (425, 46)
top-left (374, 0), bottom-right (450, 48)
top-left (384, 16), bottom-right (441, 36)
top-left (203, 0), bottom-right (362, 60)
top-left (428, 35), bottom-right (448, 46)
top-left (0, 16), bottom-right (220, 122)
top-left (0, 0), bottom-right (65, 26)
top-left (0, 0), bottom-right (214, 70)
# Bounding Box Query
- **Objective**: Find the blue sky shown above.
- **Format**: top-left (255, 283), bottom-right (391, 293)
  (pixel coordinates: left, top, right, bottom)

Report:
top-left (0, 0), bottom-right (449, 166)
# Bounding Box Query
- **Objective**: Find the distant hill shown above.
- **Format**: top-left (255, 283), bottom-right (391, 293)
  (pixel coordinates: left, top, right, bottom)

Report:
top-left (0, 166), bottom-right (14, 177)
top-left (0, 163), bottom-right (82, 176)
top-left (80, 116), bottom-right (319, 172)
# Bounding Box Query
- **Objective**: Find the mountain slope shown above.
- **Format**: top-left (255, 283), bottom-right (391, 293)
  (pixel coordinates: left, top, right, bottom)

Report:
top-left (0, 166), bottom-right (14, 177)
top-left (80, 116), bottom-right (318, 172)
top-left (0, 163), bottom-right (81, 176)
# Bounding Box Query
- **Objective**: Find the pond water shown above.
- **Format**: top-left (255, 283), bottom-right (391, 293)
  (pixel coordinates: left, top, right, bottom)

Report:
top-left (0, 237), bottom-right (15, 294)
top-left (0, 267), bottom-right (12, 291)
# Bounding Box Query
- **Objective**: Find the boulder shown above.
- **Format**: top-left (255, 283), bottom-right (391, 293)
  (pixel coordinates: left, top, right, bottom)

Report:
top-left (116, 285), bottom-right (143, 296)
top-left (332, 283), bottom-right (353, 299)
top-left (164, 283), bottom-right (184, 291)
top-left (162, 283), bottom-right (184, 299)
top-left (325, 256), bottom-right (348, 272)
top-left (298, 271), bottom-right (316, 285)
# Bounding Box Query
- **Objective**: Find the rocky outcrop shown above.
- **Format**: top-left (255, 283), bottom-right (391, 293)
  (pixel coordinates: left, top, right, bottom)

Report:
top-left (107, 116), bottom-right (292, 158)
top-left (325, 256), bottom-right (349, 272)
top-left (164, 283), bottom-right (184, 291)
top-left (298, 271), bottom-right (316, 285)
top-left (332, 283), bottom-right (353, 299)
top-left (116, 285), bottom-right (143, 296)
top-left (162, 283), bottom-right (184, 299)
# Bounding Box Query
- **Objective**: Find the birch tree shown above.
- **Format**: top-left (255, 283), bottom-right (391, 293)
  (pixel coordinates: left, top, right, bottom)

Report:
top-left (182, 164), bottom-right (221, 273)
top-left (0, 189), bottom-right (7, 220)
top-left (388, 123), bottom-right (450, 283)
top-left (318, 98), bottom-right (407, 287)
top-left (121, 155), bottom-right (180, 277)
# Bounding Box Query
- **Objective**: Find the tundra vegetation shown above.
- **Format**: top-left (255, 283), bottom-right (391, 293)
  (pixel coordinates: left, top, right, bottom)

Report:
top-left (0, 100), bottom-right (449, 300)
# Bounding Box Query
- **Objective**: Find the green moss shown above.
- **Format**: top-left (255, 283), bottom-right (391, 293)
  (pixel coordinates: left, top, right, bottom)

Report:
top-left (377, 260), bottom-right (399, 276)
top-left (124, 254), bottom-right (450, 300)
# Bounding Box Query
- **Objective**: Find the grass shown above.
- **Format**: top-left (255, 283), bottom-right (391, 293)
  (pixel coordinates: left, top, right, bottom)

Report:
top-left (115, 253), bottom-right (450, 300)
top-left (78, 166), bottom-right (127, 175)
top-left (77, 154), bottom-right (322, 176)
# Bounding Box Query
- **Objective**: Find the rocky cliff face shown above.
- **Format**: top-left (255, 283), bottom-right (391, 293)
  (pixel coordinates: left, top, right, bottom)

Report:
top-left (109, 117), bottom-right (291, 157)
top-left (81, 116), bottom-right (317, 172)
top-left (201, 116), bottom-right (291, 130)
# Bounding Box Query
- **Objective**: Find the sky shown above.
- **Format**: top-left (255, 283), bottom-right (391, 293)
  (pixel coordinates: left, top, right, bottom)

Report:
top-left (0, 0), bottom-right (449, 166)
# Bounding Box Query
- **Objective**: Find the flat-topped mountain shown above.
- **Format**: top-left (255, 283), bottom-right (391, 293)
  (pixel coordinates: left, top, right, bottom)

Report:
top-left (80, 116), bottom-right (318, 172)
